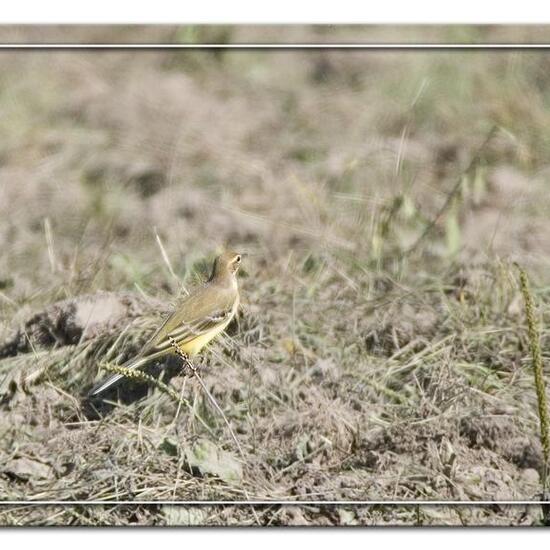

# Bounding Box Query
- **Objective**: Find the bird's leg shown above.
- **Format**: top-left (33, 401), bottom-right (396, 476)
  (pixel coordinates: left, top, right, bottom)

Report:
top-left (168, 337), bottom-right (197, 375)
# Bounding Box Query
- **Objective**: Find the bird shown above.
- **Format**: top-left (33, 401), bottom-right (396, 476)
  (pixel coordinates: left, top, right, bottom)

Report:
top-left (89, 250), bottom-right (243, 397)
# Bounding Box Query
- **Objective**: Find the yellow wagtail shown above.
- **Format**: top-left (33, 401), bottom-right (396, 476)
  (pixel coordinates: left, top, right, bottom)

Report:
top-left (89, 250), bottom-right (243, 396)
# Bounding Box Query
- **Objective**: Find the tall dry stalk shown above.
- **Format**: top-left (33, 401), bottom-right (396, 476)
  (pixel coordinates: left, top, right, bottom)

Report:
top-left (516, 264), bottom-right (550, 508)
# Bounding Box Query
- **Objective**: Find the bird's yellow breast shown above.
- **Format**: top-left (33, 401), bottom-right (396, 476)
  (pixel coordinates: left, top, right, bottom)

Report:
top-left (179, 297), bottom-right (239, 356)
top-left (179, 318), bottom-right (231, 356)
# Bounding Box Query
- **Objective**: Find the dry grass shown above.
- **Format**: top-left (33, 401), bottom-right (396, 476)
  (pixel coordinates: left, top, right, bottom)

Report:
top-left (2, 26), bottom-right (550, 525)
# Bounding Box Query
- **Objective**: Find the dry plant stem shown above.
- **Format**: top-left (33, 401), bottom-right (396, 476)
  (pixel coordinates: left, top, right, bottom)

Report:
top-left (167, 337), bottom-right (245, 458)
top-left (98, 362), bottom-right (215, 437)
top-left (167, 338), bottom-right (260, 525)
top-left (516, 264), bottom-right (550, 502)
top-left (405, 125), bottom-right (497, 256)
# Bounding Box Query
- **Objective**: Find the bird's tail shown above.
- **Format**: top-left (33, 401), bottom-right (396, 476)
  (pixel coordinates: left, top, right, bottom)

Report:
top-left (88, 355), bottom-right (151, 397)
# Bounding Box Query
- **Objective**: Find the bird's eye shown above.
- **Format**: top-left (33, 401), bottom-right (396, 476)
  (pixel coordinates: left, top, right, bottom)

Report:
top-left (235, 255), bottom-right (241, 263)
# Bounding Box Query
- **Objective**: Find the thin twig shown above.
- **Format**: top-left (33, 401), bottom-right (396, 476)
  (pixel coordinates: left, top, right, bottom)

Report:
top-left (168, 337), bottom-right (245, 458)
top-left (168, 337), bottom-right (261, 525)
top-left (154, 228), bottom-right (187, 294)
top-left (405, 125), bottom-right (497, 256)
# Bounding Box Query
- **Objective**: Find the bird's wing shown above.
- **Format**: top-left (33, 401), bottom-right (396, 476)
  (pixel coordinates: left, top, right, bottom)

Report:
top-left (140, 284), bottom-right (236, 356)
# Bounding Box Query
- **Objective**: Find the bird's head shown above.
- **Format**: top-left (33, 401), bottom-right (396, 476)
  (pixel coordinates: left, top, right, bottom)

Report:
top-left (211, 250), bottom-right (244, 279)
